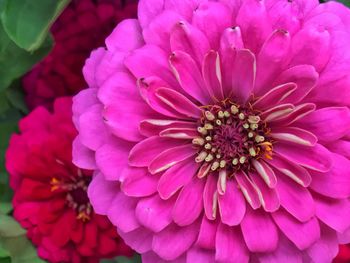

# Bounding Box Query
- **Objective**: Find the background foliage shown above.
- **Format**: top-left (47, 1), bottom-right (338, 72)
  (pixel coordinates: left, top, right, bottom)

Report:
top-left (0, 0), bottom-right (348, 262)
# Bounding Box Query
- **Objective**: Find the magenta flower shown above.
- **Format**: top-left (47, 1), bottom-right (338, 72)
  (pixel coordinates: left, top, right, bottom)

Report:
top-left (73, 0), bottom-right (350, 262)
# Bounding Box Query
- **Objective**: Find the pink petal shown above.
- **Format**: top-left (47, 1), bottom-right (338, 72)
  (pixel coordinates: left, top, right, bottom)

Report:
top-left (187, 247), bottom-right (215, 263)
top-left (296, 107), bottom-right (350, 142)
top-left (275, 171), bottom-right (315, 222)
top-left (255, 29), bottom-right (291, 93)
top-left (129, 136), bottom-right (182, 167)
top-left (289, 26), bottom-right (330, 72)
top-left (307, 75), bottom-right (350, 107)
top-left (158, 158), bottom-right (199, 200)
top-left (265, 1), bottom-right (301, 36)
top-left (72, 88), bottom-right (98, 127)
top-left (270, 127), bottom-right (318, 147)
top-left (218, 179), bottom-right (246, 226)
top-left (87, 173), bottom-right (118, 215)
top-left (160, 127), bottom-right (198, 140)
top-left (137, 0), bottom-right (164, 28)
top-left (72, 137), bottom-right (96, 170)
top-left (173, 176), bottom-right (205, 226)
top-left (219, 27), bottom-right (244, 97)
top-left (95, 138), bottom-right (133, 180)
top-left (125, 45), bottom-right (179, 89)
top-left (235, 171), bottom-right (261, 210)
top-left (272, 210), bottom-right (320, 250)
top-left (138, 77), bottom-right (192, 119)
top-left (215, 224), bottom-right (249, 263)
top-left (118, 227), bottom-right (153, 253)
top-left (230, 49), bottom-right (256, 104)
top-left (170, 21), bottom-right (210, 67)
top-left (143, 10), bottom-right (183, 52)
top-left (326, 139), bottom-right (350, 159)
top-left (268, 154), bottom-right (311, 187)
top-left (271, 103), bottom-right (316, 127)
top-left (135, 194), bottom-right (173, 232)
top-left (220, 27), bottom-right (244, 51)
top-left (139, 119), bottom-right (196, 137)
top-left (241, 208), bottom-right (278, 252)
top-left (82, 48), bottom-right (106, 88)
top-left (274, 143), bottom-right (332, 172)
top-left (107, 192), bottom-right (140, 233)
top-left (251, 160), bottom-right (277, 188)
top-left (106, 19), bottom-right (144, 52)
top-left (250, 171), bottom-right (280, 212)
top-left (273, 65), bottom-right (319, 104)
top-left (78, 104), bottom-right (109, 151)
top-left (253, 83), bottom-right (297, 111)
top-left (169, 51), bottom-right (211, 105)
top-left (261, 104), bottom-right (294, 122)
top-left (152, 222), bottom-right (199, 261)
top-left (236, 0), bottom-right (272, 53)
top-left (306, 226), bottom-right (339, 263)
top-left (149, 144), bottom-right (196, 174)
top-left (156, 88), bottom-right (202, 118)
top-left (142, 251), bottom-right (186, 263)
top-left (192, 2), bottom-right (232, 50)
top-left (314, 195), bottom-right (350, 233)
top-left (103, 102), bottom-right (150, 142)
top-left (95, 51), bottom-right (128, 85)
top-left (121, 167), bottom-right (158, 197)
top-left (98, 72), bottom-right (141, 107)
top-left (203, 175), bottom-right (218, 221)
top-left (310, 153), bottom-right (350, 198)
top-left (202, 51), bottom-right (224, 101)
top-left (196, 216), bottom-right (218, 250)
top-left (256, 235), bottom-right (303, 263)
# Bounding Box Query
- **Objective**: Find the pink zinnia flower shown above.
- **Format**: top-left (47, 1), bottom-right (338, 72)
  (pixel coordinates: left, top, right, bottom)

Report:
top-left (23, 0), bottom-right (137, 110)
top-left (6, 98), bottom-right (133, 263)
top-left (73, 0), bottom-right (350, 262)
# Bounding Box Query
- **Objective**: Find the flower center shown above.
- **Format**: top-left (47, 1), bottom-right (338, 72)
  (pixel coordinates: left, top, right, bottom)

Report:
top-left (51, 169), bottom-right (92, 222)
top-left (193, 100), bottom-right (273, 174)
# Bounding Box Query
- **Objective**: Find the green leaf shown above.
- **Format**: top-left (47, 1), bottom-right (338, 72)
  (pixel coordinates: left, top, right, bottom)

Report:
top-left (1, 0), bottom-right (69, 51)
top-left (0, 257), bottom-right (11, 263)
top-left (0, 22), bottom-right (53, 91)
top-left (337, 0), bottom-right (350, 6)
top-left (6, 80), bottom-right (29, 114)
top-left (0, 243), bottom-right (9, 258)
top-left (0, 203), bottom-right (11, 215)
top-left (0, 105), bottom-right (22, 203)
top-left (0, 215), bottom-right (45, 263)
top-left (0, 215), bottom-right (26, 237)
top-left (0, 235), bottom-right (45, 263)
top-left (101, 255), bottom-right (142, 263)
top-left (0, 95), bottom-right (9, 114)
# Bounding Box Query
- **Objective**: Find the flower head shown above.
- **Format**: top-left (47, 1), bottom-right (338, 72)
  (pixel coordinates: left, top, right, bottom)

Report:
top-left (6, 97), bottom-right (132, 263)
top-left (23, 0), bottom-right (137, 110)
top-left (73, 0), bottom-right (350, 262)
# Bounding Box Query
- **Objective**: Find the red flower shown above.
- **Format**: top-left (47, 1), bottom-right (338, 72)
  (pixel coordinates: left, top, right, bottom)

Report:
top-left (23, 0), bottom-right (137, 110)
top-left (5, 97), bottom-right (133, 263)
top-left (335, 245), bottom-right (350, 263)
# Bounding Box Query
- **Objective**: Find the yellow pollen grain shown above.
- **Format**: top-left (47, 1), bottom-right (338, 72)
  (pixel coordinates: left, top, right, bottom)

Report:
top-left (231, 105), bottom-right (239, 114)
top-left (232, 158), bottom-right (239, 165)
top-left (211, 162), bottom-right (220, 171)
top-left (239, 156), bottom-right (247, 164)
top-left (218, 111), bottom-right (225, 118)
top-left (204, 143), bottom-right (212, 150)
top-left (205, 111), bottom-right (215, 121)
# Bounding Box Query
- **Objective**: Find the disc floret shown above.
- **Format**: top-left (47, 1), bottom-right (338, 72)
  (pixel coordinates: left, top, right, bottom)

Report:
top-left (193, 101), bottom-right (273, 175)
